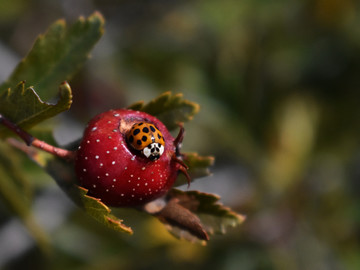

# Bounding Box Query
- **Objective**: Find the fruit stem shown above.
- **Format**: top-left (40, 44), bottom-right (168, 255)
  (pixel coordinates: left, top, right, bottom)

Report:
top-left (173, 155), bottom-right (191, 187)
top-left (172, 123), bottom-right (191, 187)
top-left (0, 113), bottom-right (75, 161)
top-left (174, 123), bottom-right (185, 156)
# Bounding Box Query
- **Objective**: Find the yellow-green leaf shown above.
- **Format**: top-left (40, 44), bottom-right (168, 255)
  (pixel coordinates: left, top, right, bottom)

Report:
top-left (128, 92), bottom-right (200, 130)
top-left (28, 148), bottom-right (133, 234)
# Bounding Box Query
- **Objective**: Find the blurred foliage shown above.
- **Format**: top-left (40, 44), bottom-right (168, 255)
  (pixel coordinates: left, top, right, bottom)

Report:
top-left (0, 0), bottom-right (360, 269)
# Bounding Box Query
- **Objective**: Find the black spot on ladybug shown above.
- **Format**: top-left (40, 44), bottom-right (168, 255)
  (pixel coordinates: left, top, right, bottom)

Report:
top-left (142, 135), bottom-right (147, 142)
top-left (137, 140), bottom-right (142, 145)
top-left (133, 128), bottom-right (140, 135)
top-left (157, 134), bottom-right (161, 139)
top-left (138, 122), bottom-right (144, 126)
top-left (142, 127), bottom-right (149, 133)
top-left (129, 135), bottom-right (134, 143)
top-left (150, 126), bottom-right (156, 132)
top-left (158, 143), bottom-right (161, 147)
top-left (151, 148), bottom-right (155, 153)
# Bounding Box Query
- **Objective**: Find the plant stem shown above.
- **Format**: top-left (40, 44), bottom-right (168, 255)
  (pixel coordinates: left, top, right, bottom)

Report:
top-left (0, 114), bottom-right (75, 161)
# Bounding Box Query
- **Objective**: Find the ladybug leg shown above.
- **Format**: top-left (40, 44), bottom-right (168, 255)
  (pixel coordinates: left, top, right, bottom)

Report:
top-left (0, 113), bottom-right (75, 161)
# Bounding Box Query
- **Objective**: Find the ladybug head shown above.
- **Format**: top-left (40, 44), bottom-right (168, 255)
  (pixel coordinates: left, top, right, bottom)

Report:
top-left (143, 142), bottom-right (164, 161)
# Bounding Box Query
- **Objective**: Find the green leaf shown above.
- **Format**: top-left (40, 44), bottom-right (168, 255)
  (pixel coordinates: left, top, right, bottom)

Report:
top-left (0, 81), bottom-right (72, 137)
top-left (65, 185), bottom-right (134, 234)
top-left (18, 145), bottom-right (133, 234)
top-left (0, 141), bottom-right (50, 252)
top-left (128, 92), bottom-right (200, 130)
top-left (148, 188), bottom-right (245, 243)
top-left (0, 12), bottom-right (104, 101)
top-left (175, 152), bottom-right (215, 186)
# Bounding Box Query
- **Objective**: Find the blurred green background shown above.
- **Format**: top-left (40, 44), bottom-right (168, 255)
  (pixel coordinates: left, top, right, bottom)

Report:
top-left (1, 0), bottom-right (360, 269)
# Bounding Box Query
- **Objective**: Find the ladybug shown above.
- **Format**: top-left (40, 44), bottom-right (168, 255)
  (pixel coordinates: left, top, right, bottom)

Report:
top-left (126, 122), bottom-right (165, 160)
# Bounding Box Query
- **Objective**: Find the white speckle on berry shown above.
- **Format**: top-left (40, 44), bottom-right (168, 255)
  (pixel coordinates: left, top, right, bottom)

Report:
top-left (113, 129), bottom-right (118, 132)
top-left (87, 140), bottom-right (90, 144)
top-left (114, 113), bottom-right (120, 117)
top-left (145, 183), bottom-right (148, 186)
top-left (91, 127), bottom-right (97, 132)
top-left (113, 179), bottom-right (116, 182)
top-left (97, 176), bottom-right (100, 179)
top-left (108, 121), bottom-right (112, 124)
top-left (106, 150), bottom-right (110, 154)
top-left (121, 193), bottom-right (124, 196)
top-left (141, 167), bottom-right (145, 170)
top-left (130, 174), bottom-right (133, 178)
top-left (83, 168), bottom-right (87, 172)
top-left (112, 161), bottom-right (116, 165)
top-left (96, 139), bottom-right (100, 143)
top-left (105, 173), bottom-right (109, 176)
top-left (85, 156), bottom-right (88, 160)
top-left (131, 156), bottom-right (136, 161)
top-left (95, 155), bottom-right (99, 159)
top-left (124, 166), bottom-right (127, 170)
top-left (106, 189), bottom-right (109, 192)
top-left (137, 177), bottom-right (140, 180)
top-left (78, 146), bottom-right (81, 150)
top-left (108, 136), bottom-right (112, 139)
top-left (93, 184), bottom-right (96, 188)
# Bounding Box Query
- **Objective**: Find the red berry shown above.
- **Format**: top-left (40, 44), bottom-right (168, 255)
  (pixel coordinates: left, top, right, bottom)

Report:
top-left (74, 109), bottom-right (189, 207)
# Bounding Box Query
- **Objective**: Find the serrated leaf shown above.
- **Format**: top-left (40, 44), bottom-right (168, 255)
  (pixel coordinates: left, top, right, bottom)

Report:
top-left (0, 141), bottom-right (50, 252)
top-left (0, 12), bottom-right (104, 101)
top-left (0, 81), bottom-right (72, 137)
top-left (13, 142), bottom-right (133, 234)
top-left (175, 152), bottom-right (215, 186)
top-left (128, 92), bottom-right (200, 130)
top-left (147, 188), bottom-right (245, 243)
top-left (65, 185), bottom-right (133, 234)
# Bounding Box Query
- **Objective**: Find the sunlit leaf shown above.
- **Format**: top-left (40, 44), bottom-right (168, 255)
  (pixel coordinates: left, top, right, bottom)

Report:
top-left (128, 92), bottom-right (200, 130)
top-left (19, 144), bottom-right (133, 234)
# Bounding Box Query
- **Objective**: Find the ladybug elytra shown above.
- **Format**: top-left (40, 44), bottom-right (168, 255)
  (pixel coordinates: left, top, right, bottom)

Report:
top-left (126, 122), bottom-right (165, 160)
